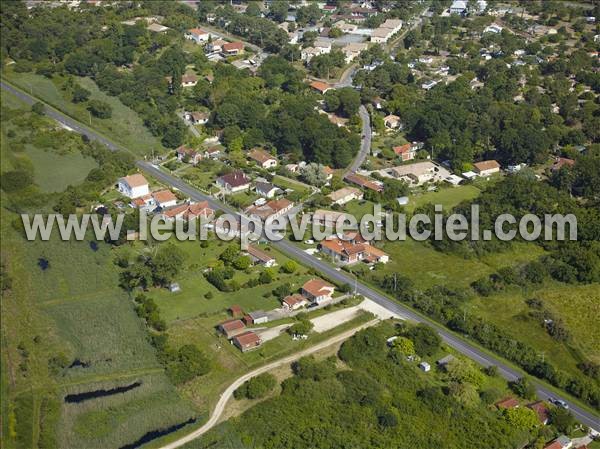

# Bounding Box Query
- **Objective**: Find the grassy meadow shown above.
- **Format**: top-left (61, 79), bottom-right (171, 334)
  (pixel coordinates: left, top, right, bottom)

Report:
top-left (2, 69), bottom-right (165, 157)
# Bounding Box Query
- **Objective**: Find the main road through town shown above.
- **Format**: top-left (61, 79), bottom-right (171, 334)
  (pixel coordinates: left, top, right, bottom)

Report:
top-left (2, 79), bottom-right (598, 437)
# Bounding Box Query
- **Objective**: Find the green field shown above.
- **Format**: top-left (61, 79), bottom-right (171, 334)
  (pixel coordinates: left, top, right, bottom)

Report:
top-left (403, 184), bottom-right (482, 213)
top-left (23, 145), bottom-right (98, 193)
top-left (2, 70), bottom-right (165, 156)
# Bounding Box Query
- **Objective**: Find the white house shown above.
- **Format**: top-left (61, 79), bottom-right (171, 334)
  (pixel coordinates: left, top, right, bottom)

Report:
top-left (248, 149), bottom-right (277, 169)
top-left (246, 245), bottom-right (277, 267)
top-left (118, 174), bottom-right (149, 199)
top-left (484, 24), bottom-right (503, 34)
top-left (255, 182), bottom-right (280, 199)
top-left (341, 42), bottom-right (368, 64)
top-left (185, 28), bottom-right (210, 44)
top-left (152, 190), bottom-right (178, 209)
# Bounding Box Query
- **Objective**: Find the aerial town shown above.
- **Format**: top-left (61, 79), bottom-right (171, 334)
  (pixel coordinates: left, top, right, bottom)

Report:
top-left (0, 1), bottom-right (599, 449)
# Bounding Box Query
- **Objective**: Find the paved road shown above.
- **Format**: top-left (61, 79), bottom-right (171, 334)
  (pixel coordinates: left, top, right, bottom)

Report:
top-left (345, 105), bottom-right (371, 175)
top-left (159, 320), bottom-right (379, 449)
top-left (3, 80), bottom-right (598, 433)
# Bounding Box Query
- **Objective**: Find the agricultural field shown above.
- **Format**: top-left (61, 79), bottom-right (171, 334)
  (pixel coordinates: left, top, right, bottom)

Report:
top-left (2, 70), bottom-right (165, 157)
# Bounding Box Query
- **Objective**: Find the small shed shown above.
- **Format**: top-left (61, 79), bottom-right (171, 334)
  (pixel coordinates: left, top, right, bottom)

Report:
top-left (169, 283), bottom-right (181, 293)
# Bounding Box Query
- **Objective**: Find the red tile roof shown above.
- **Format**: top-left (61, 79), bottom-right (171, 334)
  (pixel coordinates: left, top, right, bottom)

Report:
top-left (220, 319), bottom-right (245, 332)
top-left (393, 143), bottom-right (412, 155)
top-left (233, 331), bottom-right (261, 348)
top-left (247, 245), bottom-right (275, 263)
top-left (223, 41), bottom-right (244, 52)
top-left (302, 278), bottom-right (335, 297)
top-left (473, 160), bottom-right (501, 172)
top-left (121, 174), bottom-right (148, 188)
top-left (527, 401), bottom-right (550, 424)
top-left (310, 81), bottom-right (332, 93)
top-left (283, 294), bottom-right (306, 308)
top-left (495, 397), bottom-right (519, 409)
top-left (152, 190), bottom-right (177, 204)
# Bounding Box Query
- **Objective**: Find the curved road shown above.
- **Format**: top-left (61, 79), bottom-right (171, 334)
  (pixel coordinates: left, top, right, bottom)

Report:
top-left (2, 80), bottom-right (598, 434)
top-left (345, 104), bottom-right (371, 176)
top-left (159, 320), bottom-right (379, 449)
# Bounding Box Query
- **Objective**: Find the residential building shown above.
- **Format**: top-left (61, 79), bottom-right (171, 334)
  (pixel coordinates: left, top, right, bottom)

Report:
top-left (495, 397), bottom-right (520, 409)
top-left (255, 182), bottom-right (280, 198)
top-left (185, 111), bottom-right (209, 125)
top-left (327, 186), bottom-right (363, 206)
top-left (181, 74), bottom-right (198, 87)
top-left (345, 172), bottom-right (384, 192)
top-left (206, 38), bottom-right (227, 53)
top-left (130, 194), bottom-right (155, 211)
top-left (341, 42), bottom-right (368, 64)
top-left (388, 161), bottom-right (441, 186)
top-left (185, 27), bottom-right (210, 43)
top-left (147, 23), bottom-right (169, 33)
top-left (204, 147), bottom-right (221, 159)
top-left (282, 294), bottom-right (308, 311)
top-left (312, 209), bottom-right (353, 227)
top-left (232, 331), bottom-right (262, 352)
top-left (484, 24), bottom-right (503, 34)
top-left (216, 170), bottom-right (251, 193)
top-left (160, 201), bottom-right (214, 222)
top-left (473, 160), bottom-right (501, 176)
top-left (222, 41), bottom-right (244, 56)
top-left (323, 165), bottom-right (334, 181)
top-left (551, 157), bottom-right (575, 171)
top-left (152, 190), bottom-right (177, 209)
top-left (449, 0), bottom-right (467, 15)
top-left (314, 38), bottom-right (332, 53)
top-left (246, 198), bottom-right (294, 221)
top-left (419, 362), bottom-right (431, 372)
top-left (384, 114), bottom-right (401, 129)
top-left (436, 354), bottom-right (456, 368)
top-left (527, 401), bottom-right (550, 425)
top-left (320, 238), bottom-right (367, 265)
top-left (310, 80), bottom-right (333, 94)
top-left (248, 310), bottom-right (269, 325)
top-left (118, 174), bottom-right (149, 199)
top-left (543, 435), bottom-right (572, 449)
top-left (218, 319), bottom-right (246, 338)
top-left (422, 80), bottom-right (439, 90)
top-left (176, 145), bottom-right (202, 165)
top-left (301, 46), bottom-right (322, 63)
top-left (302, 278), bottom-right (335, 304)
top-left (393, 143), bottom-right (417, 161)
top-left (246, 245), bottom-right (277, 267)
top-left (248, 148), bottom-right (278, 169)
top-left (228, 305), bottom-right (243, 317)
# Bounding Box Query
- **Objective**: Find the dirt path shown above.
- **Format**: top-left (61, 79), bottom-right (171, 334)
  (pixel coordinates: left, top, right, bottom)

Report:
top-left (157, 319), bottom-right (379, 449)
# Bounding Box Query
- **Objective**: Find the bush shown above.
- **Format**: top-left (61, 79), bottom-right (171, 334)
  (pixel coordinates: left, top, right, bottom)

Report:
top-left (87, 99), bottom-right (112, 118)
top-left (234, 373), bottom-right (276, 400)
top-left (0, 170), bottom-right (34, 193)
top-left (72, 84), bottom-right (91, 103)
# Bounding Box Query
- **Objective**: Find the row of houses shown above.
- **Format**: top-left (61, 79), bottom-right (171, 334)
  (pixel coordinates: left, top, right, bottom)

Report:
top-left (370, 18), bottom-right (403, 44)
top-left (218, 277), bottom-right (336, 351)
top-left (117, 173), bottom-right (215, 221)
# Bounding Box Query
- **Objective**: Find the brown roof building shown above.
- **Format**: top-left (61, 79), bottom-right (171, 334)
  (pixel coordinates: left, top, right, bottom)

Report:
top-left (218, 319), bottom-right (246, 338)
top-left (232, 331), bottom-right (262, 352)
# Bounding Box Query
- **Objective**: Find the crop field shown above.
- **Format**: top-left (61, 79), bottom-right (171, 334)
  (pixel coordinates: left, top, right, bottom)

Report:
top-left (2, 70), bottom-right (165, 156)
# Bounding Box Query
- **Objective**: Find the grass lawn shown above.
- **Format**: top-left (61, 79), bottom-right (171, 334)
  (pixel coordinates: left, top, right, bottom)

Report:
top-left (403, 184), bottom-right (482, 213)
top-left (2, 70), bottom-right (165, 157)
top-left (272, 175), bottom-right (311, 197)
top-left (152, 240), bottom-right (312, 323)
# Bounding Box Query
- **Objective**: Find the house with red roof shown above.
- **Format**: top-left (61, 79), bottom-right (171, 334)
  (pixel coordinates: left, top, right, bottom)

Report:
top-left (495, 397), bottom-right (520, 409)
top-left (232, 331), bottom-right (262, 352)
top-left (551, 157), bottom-right (575, 171)
top-left (393, 143), bottom-right (417, 162)
top-left (218, 319), bottom-right (246, 338)
top-left (118, 174), bottom-right (149, 199)
top-left (310, 80), bottom-right (333, 94)
top-left (282, 294), bottom-right (308, 311)
top-left (526, 401), bottom-right (550, 425)
top-left (222, 41), bottom-right (244, 56)
top-left (216, 170), bottom-right (251, 193)
top-left (176, 145), bottom-right (202, 165)
top-left (186, 27), bottom-right (210, 44)
top-left (302, 278), bottom-right (335, 304)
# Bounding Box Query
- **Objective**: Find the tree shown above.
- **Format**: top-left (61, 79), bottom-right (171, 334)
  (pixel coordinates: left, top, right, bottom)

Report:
top-left (445, 358), bottom-right (484, 388)
top-left (300, 163), bottom-right (328, 187)
top-left (219, 245), bottom-right (239, 265)
top-left (548, 407), bottom-right (575, 433)
top-left (234, 373), bottom-right (277, 399)
top-left (166, 344), bottom-right (210, 385)
top-left (72, 85), bottom-right (91, 103)
top-left (87, 100), bottom-right (112, 118)
top-left (280, 260), bottom-right (298, 274)
top-left (153, 244), bottom-right (186, 286)
top-left (503, 407), bottom-right (539, 431)
top-left (407, 324), bottom-right (441, 356)
top-left (259, 268), bottom-right (275, 284)
top-left (1, 170), bottom-right (34, 193)
top-left (509, 377), bottom-right (537, 400)
top-left (391, 336), bottom-right (415, 356)
top-left (31, 102), bottom-right (45, 115)
top-left (233, 255), bottom-right (252, 271)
